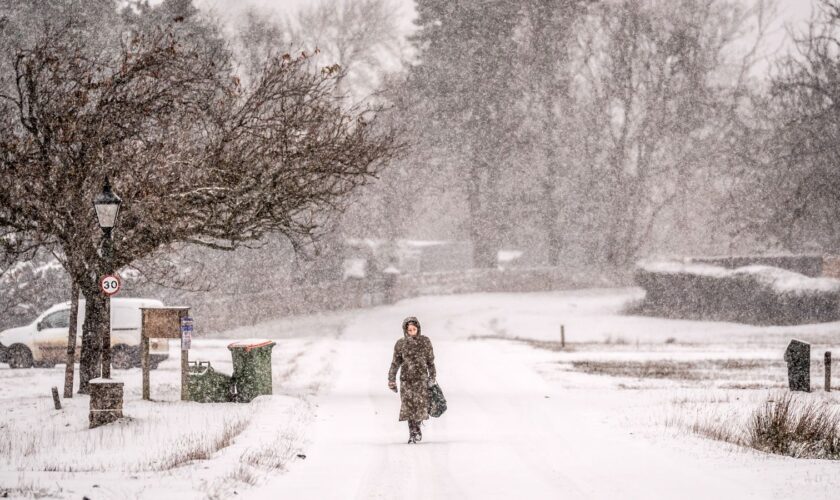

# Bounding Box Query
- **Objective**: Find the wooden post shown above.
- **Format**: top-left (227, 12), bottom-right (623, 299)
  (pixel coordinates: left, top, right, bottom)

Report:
top-left (826, 351), bottom-right (832, 392)
top-left (181, 348), bottom-right (189, 401)
top-left (561, 325), bottom-right (565, 349)
top-left (141, 335), bottom-right (150, 400)
top-left (51, 386), bottom-right (61, 410)
top-left (140, 306), bottom-right (189, 402)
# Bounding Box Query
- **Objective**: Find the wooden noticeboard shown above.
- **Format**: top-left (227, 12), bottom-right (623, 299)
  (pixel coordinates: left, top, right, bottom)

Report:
top-left (140, 307), bottom-right (190, 401)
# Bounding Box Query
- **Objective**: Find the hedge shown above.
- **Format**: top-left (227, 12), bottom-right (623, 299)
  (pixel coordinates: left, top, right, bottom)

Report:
top-left (634, 261), bottom-right (840, 325)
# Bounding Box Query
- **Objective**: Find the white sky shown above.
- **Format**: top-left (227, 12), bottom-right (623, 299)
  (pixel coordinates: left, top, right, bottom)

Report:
top-left (194, 0), bottom-right (417, 31)
top-left (191, 0), bottom-right (816, 47)
top-left (191, 0), bottom-right (815, 31)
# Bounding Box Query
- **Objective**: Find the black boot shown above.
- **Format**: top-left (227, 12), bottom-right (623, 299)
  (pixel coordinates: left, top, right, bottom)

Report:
top-left (408, 420), bottom-right (419, 444)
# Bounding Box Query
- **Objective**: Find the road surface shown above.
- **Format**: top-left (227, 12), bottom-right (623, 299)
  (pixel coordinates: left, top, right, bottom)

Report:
top-left (248, 299), bottom-right (793, 500)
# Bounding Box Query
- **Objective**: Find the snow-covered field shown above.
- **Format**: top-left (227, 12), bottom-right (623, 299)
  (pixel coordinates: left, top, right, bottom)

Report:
top-left (2, 288), bottom-right (840, 499)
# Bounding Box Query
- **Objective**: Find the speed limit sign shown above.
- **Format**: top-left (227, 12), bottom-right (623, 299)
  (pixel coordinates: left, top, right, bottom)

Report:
top-left (99, 274), bottom-right (121, 296)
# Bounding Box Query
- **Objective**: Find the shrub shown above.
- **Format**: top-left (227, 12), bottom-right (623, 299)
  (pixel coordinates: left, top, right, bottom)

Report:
top-left (747, 394), bottom-right (840, 459)
top-left (634, 261), bottom-right (840, 325)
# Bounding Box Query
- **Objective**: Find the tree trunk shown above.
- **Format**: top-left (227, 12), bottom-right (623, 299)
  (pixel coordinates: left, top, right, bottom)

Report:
top-left (78, 291), bottom-right (107, 394)
top-left (468, 164), bottom-right (497, 269)
top-left (472, 229), bottom-right (497, 268)
top-left (63, 282), bottom-right (80, 398)
top-left (543, 179), bottom-right (561, 267)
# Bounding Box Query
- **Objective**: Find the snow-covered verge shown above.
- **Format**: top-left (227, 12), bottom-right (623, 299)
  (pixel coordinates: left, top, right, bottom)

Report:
top-left (0, 313), bottom-right (349, 499)
top-left (4, 288), bottom-right (840, 499)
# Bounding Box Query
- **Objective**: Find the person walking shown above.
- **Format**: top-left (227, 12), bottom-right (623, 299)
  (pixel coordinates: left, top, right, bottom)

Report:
top-left (388, 316), bottom-right (436, 444)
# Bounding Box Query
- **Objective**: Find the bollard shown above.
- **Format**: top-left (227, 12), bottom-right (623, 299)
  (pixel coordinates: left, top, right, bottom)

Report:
top-left (826, 351), bottom-right (832, 392)
top-left (561, 325), bottom-right (565, 349)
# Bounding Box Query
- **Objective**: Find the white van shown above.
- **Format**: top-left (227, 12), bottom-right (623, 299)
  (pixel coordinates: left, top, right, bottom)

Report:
top-left (0, 298), bottom-right (170, 369)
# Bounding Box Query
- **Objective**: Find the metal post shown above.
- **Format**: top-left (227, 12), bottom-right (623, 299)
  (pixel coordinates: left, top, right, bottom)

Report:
top-left (101, 228), bottom-right (113, 379)
top-left (561, 325), bottom-right (565, 349)
top-left (826, 351), bottom-right (832, 392)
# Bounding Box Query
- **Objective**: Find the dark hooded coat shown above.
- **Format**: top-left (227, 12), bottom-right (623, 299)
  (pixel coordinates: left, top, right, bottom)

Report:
top-left (388, 316), bottom-right (436, 421)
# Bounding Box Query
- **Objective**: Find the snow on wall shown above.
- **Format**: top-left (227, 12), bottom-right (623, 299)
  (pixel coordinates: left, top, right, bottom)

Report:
top-left (635, 260), bottom-right (840, 325)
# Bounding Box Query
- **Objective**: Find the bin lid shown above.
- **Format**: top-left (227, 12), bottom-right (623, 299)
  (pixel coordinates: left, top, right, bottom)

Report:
top-left (228, 339), bottom-right (276, 352)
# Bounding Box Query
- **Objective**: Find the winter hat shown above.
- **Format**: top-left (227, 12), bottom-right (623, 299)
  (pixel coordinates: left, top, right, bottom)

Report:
top-left (402, 316), bottom-right (421, 336)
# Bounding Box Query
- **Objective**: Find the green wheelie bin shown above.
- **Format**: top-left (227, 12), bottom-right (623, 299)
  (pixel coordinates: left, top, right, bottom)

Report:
top-left (187, 361), bottom-right (233, 403)
top-left (228, 340), bottom-right (276, 403)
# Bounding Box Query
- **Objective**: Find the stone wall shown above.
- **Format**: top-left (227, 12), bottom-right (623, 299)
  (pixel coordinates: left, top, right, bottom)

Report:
top-left (391, 266), bottom-right (615, 300)
top-left (193, 266), bottom-right (620, 333)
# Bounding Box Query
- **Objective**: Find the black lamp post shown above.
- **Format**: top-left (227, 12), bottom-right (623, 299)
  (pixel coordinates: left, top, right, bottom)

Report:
top-left (93, 176), bottom-right (121, 379)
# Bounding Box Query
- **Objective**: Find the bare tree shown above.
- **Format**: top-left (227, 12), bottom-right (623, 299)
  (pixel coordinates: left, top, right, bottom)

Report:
top-left (407, 0), bottom-right (523, 268)
top-left (752, 0), bottom-right (840, 251)
top-left (229, 0), bottom-right (410, 279)
top-left (518, 0), bottom-right (587, 266)
top-left (0, 6), bottom-right (398, 392)
top-left (571, 0), bottom-right (768, 265)
top-left (290, 0), bottom-right (407, 100)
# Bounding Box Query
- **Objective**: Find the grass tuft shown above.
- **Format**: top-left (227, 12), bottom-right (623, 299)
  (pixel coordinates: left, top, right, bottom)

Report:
top-left (747, 394), bottom-right (840, 459)
top-left (677, 393), bottom-right (840, 460)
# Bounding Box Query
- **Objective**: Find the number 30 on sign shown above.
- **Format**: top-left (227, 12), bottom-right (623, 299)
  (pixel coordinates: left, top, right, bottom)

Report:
top-left (99, 274), bottom-right (121, 296)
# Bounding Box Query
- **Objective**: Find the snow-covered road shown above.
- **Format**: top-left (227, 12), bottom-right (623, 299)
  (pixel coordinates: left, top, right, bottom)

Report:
top-left (248, 295), bottom-right (837, 500)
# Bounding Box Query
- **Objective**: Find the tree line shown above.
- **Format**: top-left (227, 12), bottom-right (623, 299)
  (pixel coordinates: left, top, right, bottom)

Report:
top-left (3, 0), bottom-right (840, 390)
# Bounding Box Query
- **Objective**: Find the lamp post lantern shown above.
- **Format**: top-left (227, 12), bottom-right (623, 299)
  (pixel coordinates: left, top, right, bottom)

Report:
top-left (93, 177), bottom-right (122, 379)
top-left (93, 177), bottom-right (121, 234)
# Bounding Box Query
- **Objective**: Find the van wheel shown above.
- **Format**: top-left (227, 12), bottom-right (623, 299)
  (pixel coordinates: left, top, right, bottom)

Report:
top-left (8, 344), bottom-right (33, 369)
top-left (112, 345), bottom-right (134, 370)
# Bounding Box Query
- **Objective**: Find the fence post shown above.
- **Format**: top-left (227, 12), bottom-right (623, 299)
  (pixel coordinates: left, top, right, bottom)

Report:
top-left (51, 387), bottom-right (61, 410)
top-left (561, 325), bottom-right (565, 349)
top-left (826, 351), bottom-right (832, 392)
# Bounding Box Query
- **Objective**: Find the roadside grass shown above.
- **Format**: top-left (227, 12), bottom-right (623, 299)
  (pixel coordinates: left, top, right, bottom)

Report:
top-left (747, 394), bottom-right (840, 459)
top-left (569, 359), bottom-right (787, 384)
top-left (239, 400), bottom-right (310, 471)
top-left (202, 399), bottom-right (312, 498)
top-left (668, 392), bottom-right (840, 460)
top-left (226, 464), bottom-right (260, 486)
top-left (150, 416), bottom-right (250, 471)
top-left (0, 401), bottom-right (253, 473)
top-left (204, 465), bottom-right (260, 500)
top-left (469, 334), bottom-right (576, 352)
top-left (0, 477), bottom-right (60, 498)
top-left (240, 428), bottom-right (301, 470)
top-left (471, 333), bottom-right (711, 352)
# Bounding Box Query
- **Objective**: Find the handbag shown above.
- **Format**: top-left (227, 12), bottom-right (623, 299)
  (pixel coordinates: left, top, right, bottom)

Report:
top-left (428, 383), bottom-right (447, 417)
